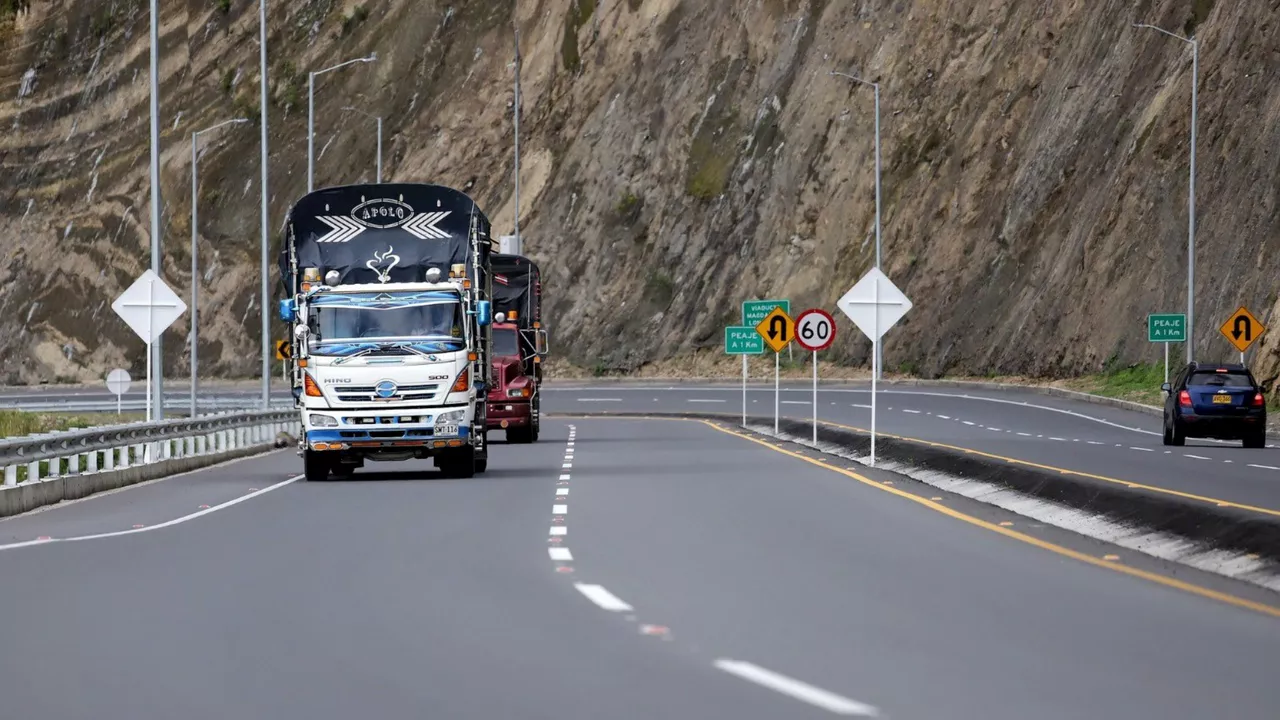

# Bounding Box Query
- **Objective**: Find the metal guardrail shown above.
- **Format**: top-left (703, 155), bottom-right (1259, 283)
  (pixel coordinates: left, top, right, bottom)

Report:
top-left (0, 398), bottom-right (293, 413)
top-left (1, 410), bottom-right (299, 487)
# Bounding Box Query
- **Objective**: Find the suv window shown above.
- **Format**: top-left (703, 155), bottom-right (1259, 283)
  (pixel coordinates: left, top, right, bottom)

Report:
top-left (1187, 370), bottom-right (1254, 388)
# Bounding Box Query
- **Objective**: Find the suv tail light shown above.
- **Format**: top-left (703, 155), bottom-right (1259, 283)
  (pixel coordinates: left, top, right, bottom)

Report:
top-left (1252, 392), bottom-right (1265, 407)
top-left (1178, 390), bottom-right (1192, 407)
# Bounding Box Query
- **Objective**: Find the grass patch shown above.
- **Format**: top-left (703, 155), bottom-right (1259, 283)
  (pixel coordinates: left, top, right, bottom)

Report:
top-left (1062, 363), bottom-right (1167, 407)
top-left (643, 270), bottom-right (675, 308)
top-left (0, 410), bottom-right (145, 439)
top-left (216, 0), bottom-right (232, 14)
top-left (0, 0), bottom-right (30, 20)
top-left (560, 0), bottom-right (596, 73)
top-left (614, 189), bottom-right (642, 223)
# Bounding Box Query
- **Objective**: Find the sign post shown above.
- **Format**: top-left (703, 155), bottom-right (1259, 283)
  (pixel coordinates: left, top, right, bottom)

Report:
top-left (724, 326), bottom-right (764, 427)
top-left (795, 309), bottom-right (837, 444)
top-left (837, 268), bottom-right (912, 467)
top-left (755, 306), bottom-right (795, 434)
top-left (1220, 306), bottom-right (1265, 366)
top-left (1147, 313), bottom-right (1186, 384)
top-left (112, 270), bottom-right (187, 423)
top-left (106, 369), bottom-right (131, 416)
top-left (742, 300), bottom-right (790, 431)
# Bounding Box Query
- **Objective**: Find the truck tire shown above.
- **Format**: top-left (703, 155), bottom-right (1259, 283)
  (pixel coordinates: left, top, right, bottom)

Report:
top-left (476, 458), bottom-right (488, 473)
top-left (303, 450), bottom-right (331, 482)
top-left (508, 426), bottom-right (532, 444)
top-left (439, 450), bottom-right (475, 479)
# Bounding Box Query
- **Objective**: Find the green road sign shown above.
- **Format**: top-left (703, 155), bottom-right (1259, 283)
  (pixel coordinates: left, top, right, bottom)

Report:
top-left (743, 299), bottom-right (790, 327)
top-left (1148, 313), bottom-right (1187, 343)
top-left (725, 326), bottom-right (765, 355)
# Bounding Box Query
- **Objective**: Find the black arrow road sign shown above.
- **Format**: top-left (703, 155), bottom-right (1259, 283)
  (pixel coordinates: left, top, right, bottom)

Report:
top-left (1233, 316), bottom-right (1252, 341)
top-left (769, 315), bottom-right (787, 341)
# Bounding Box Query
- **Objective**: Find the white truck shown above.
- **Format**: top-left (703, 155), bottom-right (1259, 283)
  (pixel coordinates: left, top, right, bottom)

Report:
top-left (278, 183), bottom-right (494, 480)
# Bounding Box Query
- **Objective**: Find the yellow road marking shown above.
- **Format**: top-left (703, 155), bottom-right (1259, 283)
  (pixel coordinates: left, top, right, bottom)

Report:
top-left (552, 413), bottom-right (1280, 619)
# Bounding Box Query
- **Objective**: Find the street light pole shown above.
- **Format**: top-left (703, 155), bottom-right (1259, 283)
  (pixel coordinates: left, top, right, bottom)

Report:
top-left (191, 119), bottom-right (249, 417)
top-left (260, 0), bottom-right (270, 409)
top-left (1134, 23), bottom-right (1197, 363)
top-left (513, 22), bottom-right (523, 243)
top-left (148, 0), bottom-right (164, 419)
top-left (341, 106), bottom-right (384, 182)
top-left (831, 69), bottom-right (883, 376)
top-left (308, 54), bottom-right (378, 192)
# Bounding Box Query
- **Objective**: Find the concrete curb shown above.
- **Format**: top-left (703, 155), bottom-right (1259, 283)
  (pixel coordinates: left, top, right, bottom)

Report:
top-left (0, 442), bottom-right (284, 519)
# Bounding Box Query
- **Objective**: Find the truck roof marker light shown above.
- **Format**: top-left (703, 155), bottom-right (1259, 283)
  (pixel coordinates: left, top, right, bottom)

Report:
top-left (450, 263), bottom-right (466, 277)
top-left (452, 367), bottom-right (470, 393)
top-left (301, 282), bottom-right (312, 292)
top-left (508, 310), bottom-right (517, 320)
top-left (463, 279), bottom-right (472, 289)
top-left (298, 359), bottom-right (308, 368)
top-left (304, 373), bottom-right (323, 397)
top-left (533, 356), bottom-right (542, 364)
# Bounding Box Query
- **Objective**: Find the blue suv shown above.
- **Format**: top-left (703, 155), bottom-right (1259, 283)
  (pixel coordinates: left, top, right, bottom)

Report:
top-left (1162, 362), bottom-right (1267, 448)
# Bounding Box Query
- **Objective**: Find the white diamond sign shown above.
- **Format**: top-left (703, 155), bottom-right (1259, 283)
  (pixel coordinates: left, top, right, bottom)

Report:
top-left (112, 269), bottom-right (187, 344)
top-left (836, 267), bottom-right (912, 341)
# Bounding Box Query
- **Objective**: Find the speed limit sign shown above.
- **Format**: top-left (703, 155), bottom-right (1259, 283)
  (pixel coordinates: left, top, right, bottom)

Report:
top-left (795, 308), bottom-right (836, 351)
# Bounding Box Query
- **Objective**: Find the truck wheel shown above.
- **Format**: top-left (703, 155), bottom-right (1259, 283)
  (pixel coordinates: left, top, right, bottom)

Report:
top-left (476, 458), bottom-right (488, 473)
top-left (439, 450), bottom-right (475, 479)
top-left (303, 450), bottom-right (331, 482)
top-left (530, 422), bottom-right (539, 443)
top-left (508, 426), bottom-right (532, 444)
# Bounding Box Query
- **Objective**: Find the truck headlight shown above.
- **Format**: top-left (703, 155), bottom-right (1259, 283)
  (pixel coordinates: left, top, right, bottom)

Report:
top-left (435, 409), bottom-right (466, 426)
top-left (507, 387), bottom-right (531, 398)
top-left (309, 413), bottom-right (339, 427)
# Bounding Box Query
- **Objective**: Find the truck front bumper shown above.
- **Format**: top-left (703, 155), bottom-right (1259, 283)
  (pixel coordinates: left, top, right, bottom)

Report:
top-left (303, 405), bottom-right (474, 452)
top-left (486, 400), bottom-right (532, 429)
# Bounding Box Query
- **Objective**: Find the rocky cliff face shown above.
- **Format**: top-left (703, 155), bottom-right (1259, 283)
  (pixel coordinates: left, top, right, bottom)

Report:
top-left (1, 0), bottom-right (1278, 388)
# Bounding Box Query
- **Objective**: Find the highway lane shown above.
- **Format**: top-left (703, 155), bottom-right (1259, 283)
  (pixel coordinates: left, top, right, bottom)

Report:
top-left (543, 383), bottom-right (1280, 513)
top-left (556, 417), bottom-right (1280, 719)
top-left (0, 424), bottom-right (841, 720)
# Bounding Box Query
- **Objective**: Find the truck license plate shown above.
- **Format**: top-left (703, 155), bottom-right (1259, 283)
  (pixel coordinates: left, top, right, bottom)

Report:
top-left (437, 425), bottom-right (459, 436)
top-left (1213, 395), bottom-right (1232, 404)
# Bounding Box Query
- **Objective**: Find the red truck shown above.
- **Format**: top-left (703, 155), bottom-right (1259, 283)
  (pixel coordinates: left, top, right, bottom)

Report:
top-left (488, 253), bottom-right (545, 443)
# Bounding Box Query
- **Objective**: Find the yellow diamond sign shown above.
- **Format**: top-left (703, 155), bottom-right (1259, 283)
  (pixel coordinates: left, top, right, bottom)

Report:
top-left (1220, 306), bottom-right (1266, 354)
top-left (755, 307), bottom-right (795, 353)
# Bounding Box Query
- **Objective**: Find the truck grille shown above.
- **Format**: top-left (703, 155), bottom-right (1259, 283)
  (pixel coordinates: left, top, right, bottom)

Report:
top-left (333, 383), bottom-right (440, 403)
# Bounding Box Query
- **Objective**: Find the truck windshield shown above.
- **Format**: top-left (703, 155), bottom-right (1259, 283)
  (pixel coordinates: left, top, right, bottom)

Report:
top-left (493, 327), bottom-right (519, 357)
top-left (312, 301), bottom-right (464, 343)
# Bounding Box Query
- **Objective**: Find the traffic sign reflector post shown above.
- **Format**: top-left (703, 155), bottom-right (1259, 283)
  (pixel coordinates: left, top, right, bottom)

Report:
top-left (276, 340), bottom-right (292, 360)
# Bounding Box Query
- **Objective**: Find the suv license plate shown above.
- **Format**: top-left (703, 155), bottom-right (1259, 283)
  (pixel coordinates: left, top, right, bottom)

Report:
top-left (1213, 395), bottom-right (1232, 404)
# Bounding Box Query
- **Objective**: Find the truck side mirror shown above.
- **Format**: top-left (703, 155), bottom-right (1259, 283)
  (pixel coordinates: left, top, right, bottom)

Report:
top-left (476, 300), bottom-right (492, 328)
top-left (537, 329), bottom-right (550, 355)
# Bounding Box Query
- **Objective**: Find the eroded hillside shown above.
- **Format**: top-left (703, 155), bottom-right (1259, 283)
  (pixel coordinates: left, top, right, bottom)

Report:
top-left (2, 0), bottom-right (1279, 388)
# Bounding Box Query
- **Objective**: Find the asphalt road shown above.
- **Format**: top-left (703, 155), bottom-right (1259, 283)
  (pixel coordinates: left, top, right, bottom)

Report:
top-left (1, 417), bottom-right (1277, 718)
top-left (542, 382), bottom-right (1280, 514)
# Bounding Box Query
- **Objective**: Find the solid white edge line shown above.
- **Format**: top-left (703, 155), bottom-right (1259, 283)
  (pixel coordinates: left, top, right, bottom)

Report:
top-left (0, 474), bottom-right (303, 551)
top-left (548, 547), bottom-right (573, 561)
top-left (1248, 463), bottom-right (1280, 471)
top-left (713, 659), bottom-right (878, 716)
top-left (552, 504), bottom-right (568, 514)
top-left (573, 583), bottom-right (634, 612)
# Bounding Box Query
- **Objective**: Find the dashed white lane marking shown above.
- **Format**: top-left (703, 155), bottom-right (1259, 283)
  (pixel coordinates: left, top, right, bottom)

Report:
top-left (1249, 464), bottom-right (1280, 470)
top-left (550, 526), bottom-right (567, 536)
top-left (988, 427), bottom-right (1002, 432)
top-left (688, 398), bottom-right (727, 403)
top-left (782, 400), bottom-right (811, 405)
top-left (549, 547), bottom-right (573, 561)
top-left (1017, 432), bottom-right (1032, 437)
top-left (1130, 447), bottom-right (1153, 452)
top-left (556, 488), bottom-right (569, 496)
top-left (1049, 437), bottom-right (1067, 441)
top-left (577, 398), bottom-right (622, 402)
top-left (714, 659), bottom-right (879, 716)
top-left (1088, 441), bottom-right (1105, 445)
top-left (553, 504), bottom-right (568, 515)
top-left (1185, 454), bottom-right (1211, 460)
top-left (0, 474), bottom-right (302, 551)
top-left (574, 583), bottom-right (634, 612)
top-left (936, 414), bottom-right (951, 419)
top-left (852, 403), bottom-right (872, 409)
top-left (562, 463), bottom-right (573, 468)
top-left (963, 421), bottom-right (976, 426)
top-left (902, 409), bottom-right (921, 414)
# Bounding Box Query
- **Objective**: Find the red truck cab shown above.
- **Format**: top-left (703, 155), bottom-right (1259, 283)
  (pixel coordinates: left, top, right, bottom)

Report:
top-left (487, 322), bottom-right (540, 442)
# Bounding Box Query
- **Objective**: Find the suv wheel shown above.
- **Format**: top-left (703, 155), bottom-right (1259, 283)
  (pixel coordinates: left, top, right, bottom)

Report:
top-left (1244, 429), bottom-right (1266, 449)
